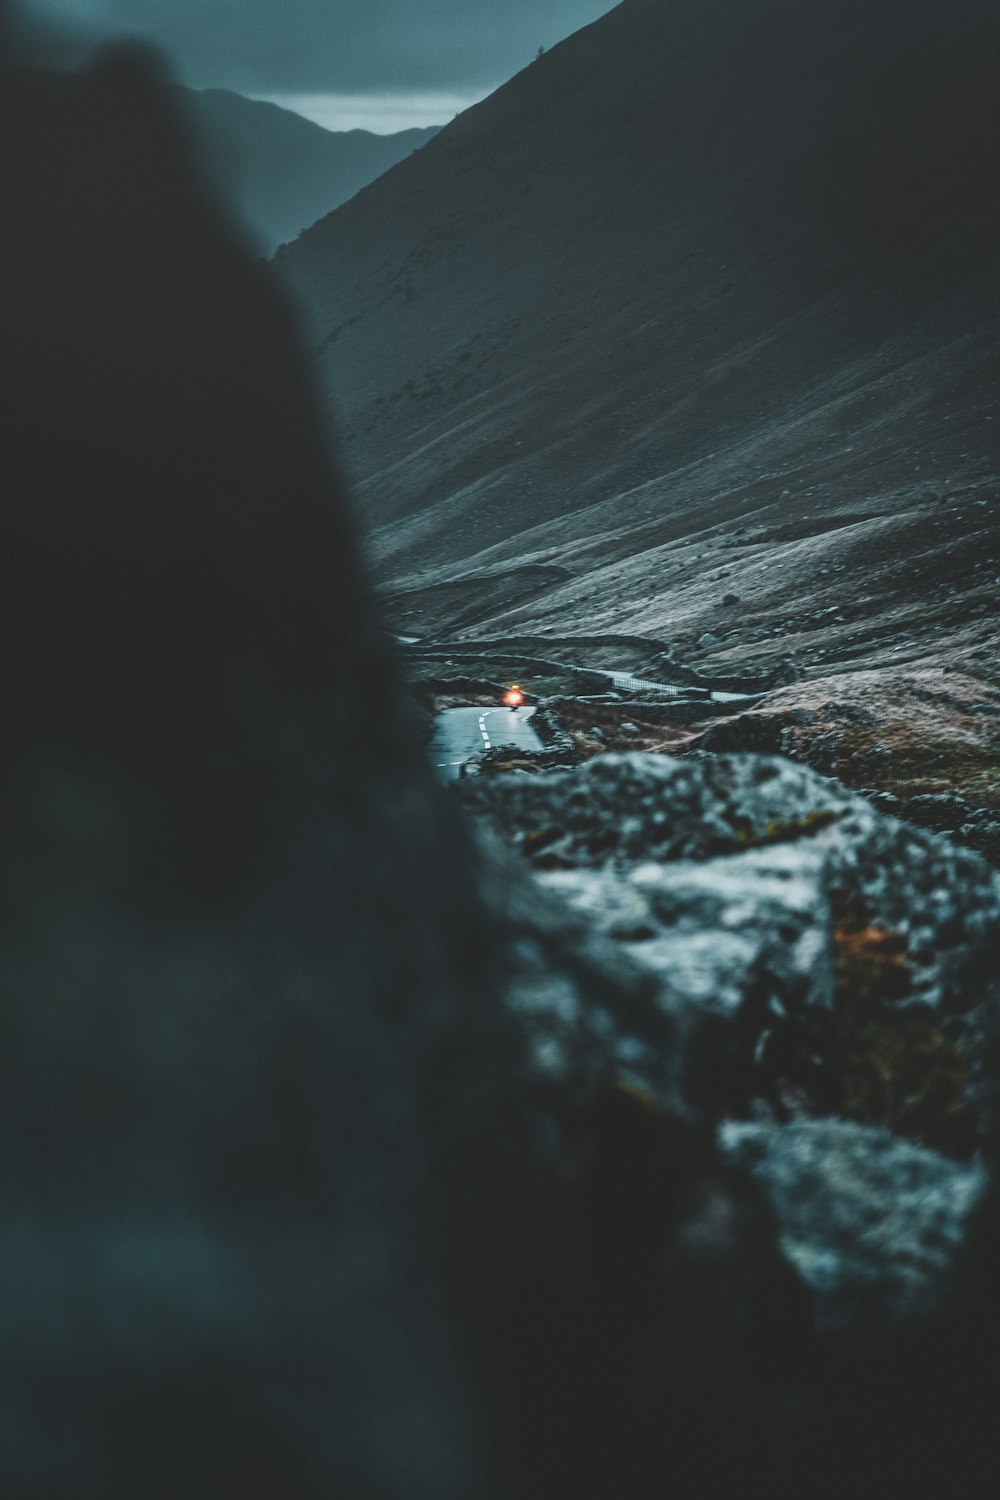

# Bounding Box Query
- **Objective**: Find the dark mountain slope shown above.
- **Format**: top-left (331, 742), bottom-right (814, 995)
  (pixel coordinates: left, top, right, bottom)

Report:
top-left (176, 87), bottom-right (438, 253)
top-left (280, 0), bottom-right (1000, 676)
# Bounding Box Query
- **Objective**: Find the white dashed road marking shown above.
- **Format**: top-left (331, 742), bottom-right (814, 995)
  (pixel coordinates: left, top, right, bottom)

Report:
top-left (429, 705), bottom-right (541, 781)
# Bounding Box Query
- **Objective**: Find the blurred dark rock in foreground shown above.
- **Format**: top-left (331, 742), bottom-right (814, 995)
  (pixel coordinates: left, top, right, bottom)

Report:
top-left (5, 16), bottom-right (1000, 1500)
top-left (0, 28), bottom-right (523, 1499)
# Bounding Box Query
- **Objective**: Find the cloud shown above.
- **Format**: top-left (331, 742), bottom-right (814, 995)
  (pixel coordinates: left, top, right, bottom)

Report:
top-left (255, 90), bottom-right (493, 136)
top-left (21, 0), bottom-right (615, 92)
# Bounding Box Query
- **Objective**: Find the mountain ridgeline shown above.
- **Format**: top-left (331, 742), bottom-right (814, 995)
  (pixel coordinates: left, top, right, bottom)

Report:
top-left (279, 0), bottom-right (1000, 673)
top-left (176, 87), bottom-right (438, 254)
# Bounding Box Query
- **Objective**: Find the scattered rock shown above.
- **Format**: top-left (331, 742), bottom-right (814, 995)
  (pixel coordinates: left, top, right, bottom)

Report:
top-left (720, 1117), bottom-right (987, 1329)
top-left (460, 754), bottom-right (1000, 1152)
top-left (693, 669), bottom-right (1000, 863)
top-left (855, 741), bottom-right (895, 776)
top-left (862, 789), bottom-right (904, 815)
top-left (771, 656), bottom-right (803, 685)
top-left (907, 792), bottom-right (975, 828)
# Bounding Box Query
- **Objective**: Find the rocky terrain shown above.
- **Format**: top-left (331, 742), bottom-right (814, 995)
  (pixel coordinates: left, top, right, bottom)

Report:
top-left (696, 667), bottom-right (1000, 863)
top-left (405, 632), bottom-right (1000, 862)
top-left (456, 751), bottom-right (1000, 1491)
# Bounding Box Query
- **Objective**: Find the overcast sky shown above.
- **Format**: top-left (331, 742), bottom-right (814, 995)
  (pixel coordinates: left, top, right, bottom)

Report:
top-left (20, 0), bottom-right (616, 130)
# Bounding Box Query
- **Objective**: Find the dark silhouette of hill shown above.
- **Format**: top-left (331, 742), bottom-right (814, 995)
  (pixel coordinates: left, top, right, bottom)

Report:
top-left (280, 0), bottom-right (1000, 675)
top-left (174, 87), bottom-right (438, 253)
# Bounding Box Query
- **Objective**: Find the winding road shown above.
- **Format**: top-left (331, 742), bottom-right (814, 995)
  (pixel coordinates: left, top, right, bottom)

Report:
top-left (421, 652), bottom-right (755, 780)
top-left (429, 705), bottom-right (543, 780)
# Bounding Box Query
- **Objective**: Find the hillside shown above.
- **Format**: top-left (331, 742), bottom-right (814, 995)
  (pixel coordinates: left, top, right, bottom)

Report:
top-left (176, 88), bottom-right (438, 253)
top-left (279, 0), bottom-right (1000, 683)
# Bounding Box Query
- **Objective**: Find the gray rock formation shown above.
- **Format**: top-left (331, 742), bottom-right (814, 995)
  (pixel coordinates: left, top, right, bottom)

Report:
top-left (460, 751), bottom-right (1000, 1293)
top-left (720, 1117), bottom-right (987, 1329)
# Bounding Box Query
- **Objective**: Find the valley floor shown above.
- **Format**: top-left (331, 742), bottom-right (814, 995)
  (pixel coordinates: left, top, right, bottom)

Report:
top-left (404, 631), bottom-right (1000, 865)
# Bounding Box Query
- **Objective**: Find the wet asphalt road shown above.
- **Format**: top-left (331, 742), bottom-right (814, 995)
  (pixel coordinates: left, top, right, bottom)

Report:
top-left (429, 705), bottom-right (543, 780)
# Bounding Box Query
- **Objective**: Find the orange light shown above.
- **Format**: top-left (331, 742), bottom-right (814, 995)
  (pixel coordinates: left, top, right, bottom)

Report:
top-left (504, 687), bottom-right (524, 707)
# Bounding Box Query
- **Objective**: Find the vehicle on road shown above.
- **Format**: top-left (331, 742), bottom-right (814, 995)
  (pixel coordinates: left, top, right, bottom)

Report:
top-left (503, 685), bottom-right (525, 709)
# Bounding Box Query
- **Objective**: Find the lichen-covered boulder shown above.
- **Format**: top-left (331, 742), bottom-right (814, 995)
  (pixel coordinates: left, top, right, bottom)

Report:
top-left (696, 669), bottom-right (1000, 864)
top-left (720, 1117), bottom-right (987, 1328)
top-left (460, 750), bottom-right (1000, 1368)
top-left (461, 753), bottom-right (1000, 1158)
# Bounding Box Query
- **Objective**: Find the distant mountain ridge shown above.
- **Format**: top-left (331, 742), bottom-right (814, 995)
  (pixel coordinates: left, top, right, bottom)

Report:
top-left (278, 0), bottom-right (1000, 680)
top-left (175, 87), bottom-right (439, 253)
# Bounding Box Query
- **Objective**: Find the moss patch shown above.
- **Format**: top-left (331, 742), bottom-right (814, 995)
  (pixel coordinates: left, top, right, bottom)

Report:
top-left (833, 915), bottom-right (974, 1157)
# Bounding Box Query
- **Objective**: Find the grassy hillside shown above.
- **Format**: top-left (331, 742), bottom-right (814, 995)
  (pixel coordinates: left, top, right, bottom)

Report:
top-left (279, 0), bottom-right (1000, 681)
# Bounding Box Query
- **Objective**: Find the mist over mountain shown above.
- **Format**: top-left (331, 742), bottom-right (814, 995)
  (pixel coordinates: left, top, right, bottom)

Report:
top-left (176, 87), bottom-right (438, 253)
top-left (279, 0), bottom-right (1000, 677)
